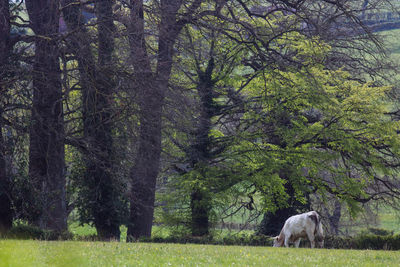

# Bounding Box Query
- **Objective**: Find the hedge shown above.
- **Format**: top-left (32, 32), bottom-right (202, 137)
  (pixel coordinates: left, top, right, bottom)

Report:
top-left (141, 233), bottom-right (400, 250)
top-left (3, 224), bottom-right (400, 250)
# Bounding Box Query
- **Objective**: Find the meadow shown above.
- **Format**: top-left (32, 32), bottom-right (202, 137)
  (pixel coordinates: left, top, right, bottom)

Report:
top-left (1, 239), bottom-right (400, 267)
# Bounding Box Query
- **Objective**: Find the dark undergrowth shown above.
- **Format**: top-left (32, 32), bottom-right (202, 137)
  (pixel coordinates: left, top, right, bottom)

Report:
top-left (2, 224), bottom-right (400, 250)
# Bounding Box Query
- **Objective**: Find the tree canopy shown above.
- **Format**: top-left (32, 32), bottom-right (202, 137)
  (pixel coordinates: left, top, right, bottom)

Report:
top-left (0, 0), bottom-right (399, 239)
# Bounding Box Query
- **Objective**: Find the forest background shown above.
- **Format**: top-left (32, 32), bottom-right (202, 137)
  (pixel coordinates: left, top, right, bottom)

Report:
top-left (1, 0), bottom-right (400, 243)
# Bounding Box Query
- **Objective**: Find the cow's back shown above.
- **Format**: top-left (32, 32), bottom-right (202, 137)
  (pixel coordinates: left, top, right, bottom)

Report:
top-left (282, 214), bottom-right (309, 239)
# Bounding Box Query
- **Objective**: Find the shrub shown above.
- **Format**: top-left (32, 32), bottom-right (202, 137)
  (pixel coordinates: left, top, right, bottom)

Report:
top-left (322, 233), bottom-right (400, 250)
top-left (323, 235), bottom-right (356, 249)
top-left (354, 233), bottom-right (400, 250)
top-left (139, 232), bottom-right (400, 250)
top-left (5, 224), bottom-right (72, 240)
top-left (366, 227), bottom-right (394, 236)
top-left (140, 233), bottom-right (274, 247)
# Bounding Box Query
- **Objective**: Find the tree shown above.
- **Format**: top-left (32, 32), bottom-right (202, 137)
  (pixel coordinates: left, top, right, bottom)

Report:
top-left (236, 30), bottom-right (400, 214)
top-left (0, 0), bottom-right (398, 239)
top-left (0, 0), bottom-right (13, 234)
top-left (148, 0), bottom-right (400, 237)
top-left (62, 0), bottom-right (125, 240)
top-left (222, 0), bottom-right (400, 235)
top-left (164, 0), bottom-right (400, 236)
top-left (163, 22), bottom-right (246, 236)
top-left (25, 0), bottom-right (67, 232)
top-left (257, 168), bottom-right (311, 236)
top-left (126, 0), bottom-right (204, 240)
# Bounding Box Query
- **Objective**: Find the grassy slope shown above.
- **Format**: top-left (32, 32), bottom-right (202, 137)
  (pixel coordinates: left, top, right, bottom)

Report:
top-left (1, 240), bottom-right (400, 267)
top-left (377, 206), bottom-right (400, 234)
top-left (384, 29), bottom-right (400, 55)
top-left (376, 29), bottom-right (400, 234)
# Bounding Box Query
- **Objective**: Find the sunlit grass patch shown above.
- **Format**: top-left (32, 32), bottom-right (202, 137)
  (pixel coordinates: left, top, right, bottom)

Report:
top-left (68, 222), bottom-right (97, 239)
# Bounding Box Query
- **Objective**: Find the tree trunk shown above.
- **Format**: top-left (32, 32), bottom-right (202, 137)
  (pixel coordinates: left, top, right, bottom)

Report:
top-left (0, 0), bottom-right (13, 234)
top-left (189, 58), bottom-right (216, 236)
top-left (258, 169), bottom-right (310, 236)
top-left (62, 0), bottom-right (121, 240)
top-left (78, 0), bottom-right (121, 242)
top-left (25, 0), bottom-right (67, 232)
top-left (0, 112), bottom-right (12, 234)
top-left (127, 77), bottom-right (163, 239)
top-left (127, 0), bottom-right (182, 240)
top-left (328, 199), bottom-right (342, 235)
top-left (190, 189), bottom-right (210, 236)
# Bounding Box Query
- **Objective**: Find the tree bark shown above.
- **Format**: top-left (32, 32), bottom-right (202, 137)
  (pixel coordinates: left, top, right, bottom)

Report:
top-left (79, 0), bottom-right (121, 241)
top-left (0, 112), bottom-right (12, 233)
top-left (62, 0), bottom-right (121, 240)
top-left (190, 189), bottom-right (211, 236)
top-left (328, 199), bottom-right (342, 235)
top-left (189, 58), bottom-right (217, 236)
top-left (127, 0), bottom-right (183, 240)
top-left (258, 169), bottom-right (310, 236)
top-left (25, 0), bottom-right (67, 232)
top-left (0, 0), bottom-right (13, 234)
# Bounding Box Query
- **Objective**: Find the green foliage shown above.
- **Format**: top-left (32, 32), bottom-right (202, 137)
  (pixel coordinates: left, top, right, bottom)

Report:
top-left (307, 232), bottom-right (400, 250)
top-left (66, 146), bottom-right (129, 233)
top-left (68, 221), bottom-right (98, 241)
top-left (230, 25), bottom-right (400, 214)
top-left (366, 227), bottom-right (394, 236)
top-left (140, 232), bottom-right (273, 247)
top-left (355, 234), bottom-right (395, 250)
top-left (160, 9), bottom-right (400, 234)
top-left (139, 231), bottom-right (400, 251)
top-left (5, 224), bottom-right (72, 240)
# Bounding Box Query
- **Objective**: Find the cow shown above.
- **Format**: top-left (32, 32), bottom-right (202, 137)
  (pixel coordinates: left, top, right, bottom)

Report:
top-left (273, 211), bottom-right (324, 248)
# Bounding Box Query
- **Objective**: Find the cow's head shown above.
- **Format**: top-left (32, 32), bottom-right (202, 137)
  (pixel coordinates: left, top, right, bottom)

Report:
top-left (315, 234), bottom-right (324, 248)
top-left (315, 221), bottom-right (324, 248)
top-left (273, 235), bottom-right (284, 247)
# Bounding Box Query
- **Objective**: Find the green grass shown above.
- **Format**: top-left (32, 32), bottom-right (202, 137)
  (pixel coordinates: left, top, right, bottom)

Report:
top-left (68, 222), bottom-right (97, 238)
top-left (384, 29), bottom-right (400, 55)
top-left (0, 240), bottom-right (399, 267)
top-left (377, 206), bottom-right (400, 234)
top-left (68, 223), bottom-right (180, 241)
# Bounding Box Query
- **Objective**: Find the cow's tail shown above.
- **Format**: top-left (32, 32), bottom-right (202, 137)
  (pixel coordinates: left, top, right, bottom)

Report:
top-left (309, 211), bottom-right (323, 238)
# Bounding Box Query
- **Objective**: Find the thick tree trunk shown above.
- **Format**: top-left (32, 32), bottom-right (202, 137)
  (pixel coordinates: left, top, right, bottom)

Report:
top-left (258, 169), bottom-right (310, 236)
top-left (25, 0), bottom-right (67, 232)
top-left (62, 0), bottom-right (121, 240)
top-left (328, 200), bottom-right (342, 235)
top-left (0, 0), bottom-right (13, 234)
top-left (190, 189), bottom-right (210, 236)
top-left (127, 0), bottom-right (182, 240)
top-left (0, 111), bottom-right (12, 234)
top-left (0, 0), bottom-right (10, 54)
top-left (127, 99), bottom-right (162, 239)
top-left (81, 0), bottom-right (121, 241)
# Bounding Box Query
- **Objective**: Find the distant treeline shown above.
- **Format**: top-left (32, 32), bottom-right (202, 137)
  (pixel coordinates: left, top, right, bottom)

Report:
top-left (360, 11), bottom-right (400, 32)
top-left (363, 11), bottom-right (400, 23)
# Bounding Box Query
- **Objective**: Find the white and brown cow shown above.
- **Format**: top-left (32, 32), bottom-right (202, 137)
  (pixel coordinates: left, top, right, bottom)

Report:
top-left (273, 211), bottom-right (324, 248)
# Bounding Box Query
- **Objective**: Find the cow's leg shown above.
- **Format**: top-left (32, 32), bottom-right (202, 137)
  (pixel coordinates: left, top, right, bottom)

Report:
top-left (284, 235), bottom-right (291, 247)
top-left (310, 239), bottom-right (315, 248)
top-left (294, 238), bottom-right (301, 248)
top-left (306, 229), bottom-right (315, 248)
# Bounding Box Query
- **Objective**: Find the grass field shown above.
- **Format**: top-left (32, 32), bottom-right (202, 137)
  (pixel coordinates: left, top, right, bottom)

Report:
top-left (1, 240), bottom-right (400, 267)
